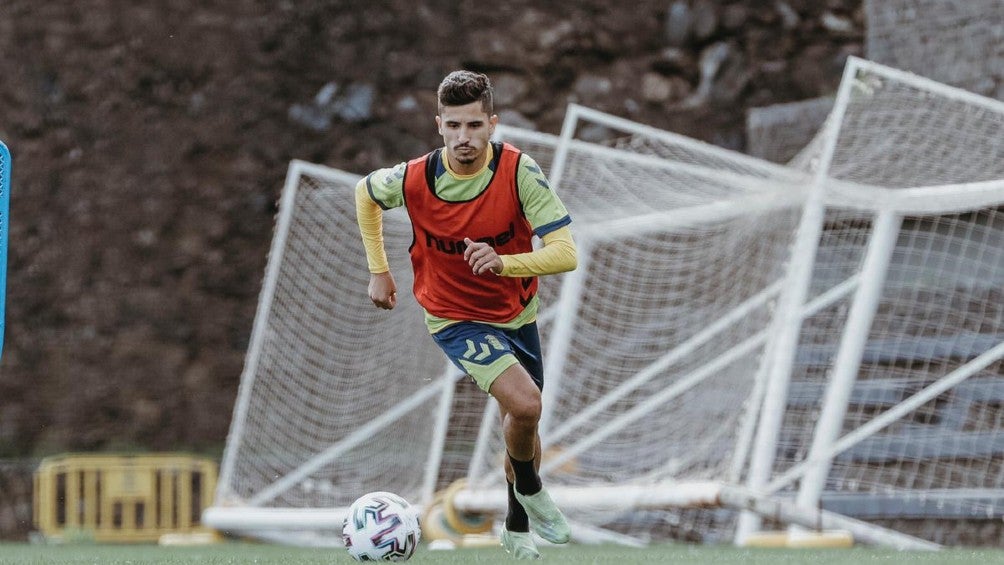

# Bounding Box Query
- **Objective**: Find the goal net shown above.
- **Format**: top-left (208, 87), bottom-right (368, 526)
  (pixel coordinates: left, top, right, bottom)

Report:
top-left (206, 58), bottom-right (1004, 549)
top-left (746, 96), bottom-right (834, 163)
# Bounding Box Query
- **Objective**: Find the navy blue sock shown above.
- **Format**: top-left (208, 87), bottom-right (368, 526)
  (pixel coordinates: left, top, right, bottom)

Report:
top-left (508, 454), bottom-right (542, 496)
top-left (505, 481), bottom-right (530, 532)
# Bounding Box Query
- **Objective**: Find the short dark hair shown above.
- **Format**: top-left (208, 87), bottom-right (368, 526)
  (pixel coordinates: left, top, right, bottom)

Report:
top-left (437, 70), bottom-right (494, 115)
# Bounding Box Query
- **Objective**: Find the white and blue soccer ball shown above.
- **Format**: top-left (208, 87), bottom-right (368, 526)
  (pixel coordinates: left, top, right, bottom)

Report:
top-left (342, 491), bottom-right (421, 562)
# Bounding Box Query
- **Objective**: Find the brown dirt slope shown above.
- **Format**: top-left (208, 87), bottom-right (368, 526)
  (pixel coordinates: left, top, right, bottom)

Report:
top-left (0, 1), bottom-right (861, 457)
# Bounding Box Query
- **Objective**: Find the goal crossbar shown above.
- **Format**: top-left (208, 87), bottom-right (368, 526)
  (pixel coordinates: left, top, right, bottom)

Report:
top-left (575, 190), bottom-right (803, 241)
top-left (205, 482), bottom-right (938, 551)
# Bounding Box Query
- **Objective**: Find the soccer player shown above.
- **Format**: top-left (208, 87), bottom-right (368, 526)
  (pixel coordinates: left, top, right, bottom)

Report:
top-left (355, 70), bottom-right (576, 559)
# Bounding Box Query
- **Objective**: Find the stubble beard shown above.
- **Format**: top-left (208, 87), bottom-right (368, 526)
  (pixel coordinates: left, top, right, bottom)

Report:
top-left (452, 145), bottom-right (479, 165)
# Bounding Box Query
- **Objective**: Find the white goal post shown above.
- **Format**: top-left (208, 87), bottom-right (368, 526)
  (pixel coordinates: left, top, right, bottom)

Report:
top-left (205, 57), bottom-right (1004, 549)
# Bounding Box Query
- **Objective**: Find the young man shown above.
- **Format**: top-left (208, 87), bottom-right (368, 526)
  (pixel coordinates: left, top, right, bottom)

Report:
top-left (355, 70), bottom-right (576, 559)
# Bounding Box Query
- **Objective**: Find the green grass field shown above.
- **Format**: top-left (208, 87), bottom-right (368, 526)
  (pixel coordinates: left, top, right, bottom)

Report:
top-left (4, 542), bottom-right (1004, 565)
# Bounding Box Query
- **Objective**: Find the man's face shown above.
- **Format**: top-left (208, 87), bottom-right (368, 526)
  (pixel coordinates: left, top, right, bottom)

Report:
top-left (436, 101), bottom-right (498, 174)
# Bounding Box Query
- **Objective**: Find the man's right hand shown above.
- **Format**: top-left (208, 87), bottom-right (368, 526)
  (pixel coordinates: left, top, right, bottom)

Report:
top-left (368, 271), bottom-right (398, 310)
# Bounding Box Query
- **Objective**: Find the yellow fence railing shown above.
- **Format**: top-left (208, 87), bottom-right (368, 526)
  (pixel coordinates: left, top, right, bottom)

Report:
top-left (34, 453), bottom-right (217, 543)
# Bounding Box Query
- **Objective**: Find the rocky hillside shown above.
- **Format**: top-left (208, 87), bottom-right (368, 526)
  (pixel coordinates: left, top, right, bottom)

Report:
top-left (0, 0), bottom-right (862, 459)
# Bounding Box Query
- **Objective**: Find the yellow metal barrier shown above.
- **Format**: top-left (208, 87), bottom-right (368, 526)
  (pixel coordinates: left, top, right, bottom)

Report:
top-left (33, 453), bottom-right (218, 543)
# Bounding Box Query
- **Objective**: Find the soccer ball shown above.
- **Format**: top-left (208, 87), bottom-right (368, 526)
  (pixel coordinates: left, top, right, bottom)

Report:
top-left (342, 491), bottom-right (421, 562)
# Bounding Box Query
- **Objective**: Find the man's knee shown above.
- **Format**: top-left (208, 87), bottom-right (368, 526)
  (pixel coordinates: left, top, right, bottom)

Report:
top-left (507, 392), bottom-right (542, 426)
top-left (492, 364), bottom-right (543, 424)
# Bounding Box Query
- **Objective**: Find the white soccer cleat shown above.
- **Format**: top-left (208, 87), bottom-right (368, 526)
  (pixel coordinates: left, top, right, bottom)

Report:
top-left (501, 526), bottom-right (541, 560)
top-left (514, 487), bottom-right (571, 544)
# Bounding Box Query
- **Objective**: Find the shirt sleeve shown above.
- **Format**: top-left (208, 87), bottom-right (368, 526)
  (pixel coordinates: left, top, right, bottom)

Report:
top-left (498, 226), bottom-right (577, 277)
top-left (355, 179), bottom-right (390, 273)
top-left (365, 162), bottom-right (407, 210)
top-left (356, 163), bottom-right (407, 273)
top-left (516, 154), bottom-right (572, 237)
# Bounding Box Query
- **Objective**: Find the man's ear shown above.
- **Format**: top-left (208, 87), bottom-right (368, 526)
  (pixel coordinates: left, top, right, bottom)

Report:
top-left (435, 115), bottom-right (442, 135)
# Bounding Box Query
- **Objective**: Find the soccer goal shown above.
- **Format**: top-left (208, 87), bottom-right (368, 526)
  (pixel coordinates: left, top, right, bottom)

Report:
top-left (205, 57), bottom-right (1004, 549)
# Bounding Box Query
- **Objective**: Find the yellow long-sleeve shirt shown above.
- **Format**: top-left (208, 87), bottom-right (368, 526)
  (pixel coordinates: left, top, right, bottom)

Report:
top-left (355, 179), bottom-right (577, 276)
